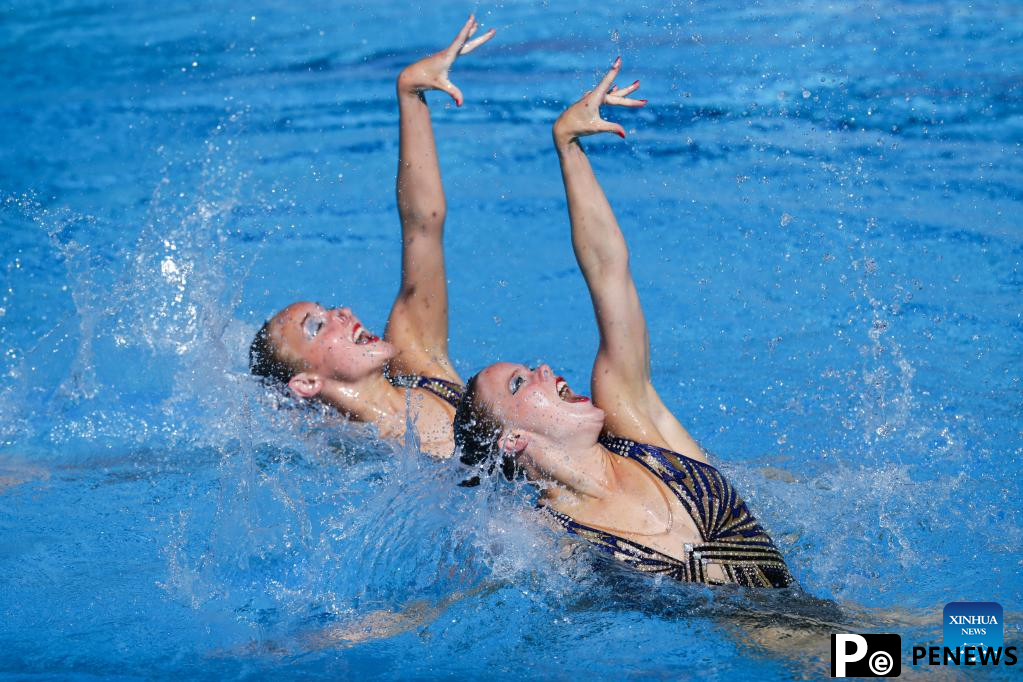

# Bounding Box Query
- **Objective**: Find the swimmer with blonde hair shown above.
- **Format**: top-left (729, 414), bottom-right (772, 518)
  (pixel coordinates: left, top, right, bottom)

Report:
top-left (250, 16), bottom-right (494, 457)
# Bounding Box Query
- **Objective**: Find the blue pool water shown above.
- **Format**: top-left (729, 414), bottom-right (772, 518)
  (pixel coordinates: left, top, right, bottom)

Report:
top-left (1, 0), bottom-right (1020, 678)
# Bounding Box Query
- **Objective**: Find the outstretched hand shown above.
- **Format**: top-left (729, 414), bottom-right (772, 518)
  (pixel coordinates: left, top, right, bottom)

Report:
top-left (553, 57), bottom-right (646, 146)
top-left (397, 15), bottom-right (496, 106)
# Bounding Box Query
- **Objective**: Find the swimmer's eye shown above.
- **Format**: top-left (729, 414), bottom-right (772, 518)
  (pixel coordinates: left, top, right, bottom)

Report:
top-left (509, 375), bottom-right (526, 395)
top-left (303, 316), bottom-right (325, 340)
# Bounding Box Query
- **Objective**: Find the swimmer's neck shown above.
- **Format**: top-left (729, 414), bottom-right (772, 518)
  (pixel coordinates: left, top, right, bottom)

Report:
top-left (315, 371), bottom-right (409, 439)
top-left (536, 441), bottom-right (623, 504)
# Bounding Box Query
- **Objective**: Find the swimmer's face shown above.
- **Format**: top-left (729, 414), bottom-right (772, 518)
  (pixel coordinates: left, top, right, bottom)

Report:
top-left (475, 362), bottom-right (605, 455)
top-left (269, 302), bottom-right (396, 386)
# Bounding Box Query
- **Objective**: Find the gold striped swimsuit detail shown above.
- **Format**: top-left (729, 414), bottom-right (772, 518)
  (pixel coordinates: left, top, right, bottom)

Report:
top-left (544, 434), bottom-right (794, 589)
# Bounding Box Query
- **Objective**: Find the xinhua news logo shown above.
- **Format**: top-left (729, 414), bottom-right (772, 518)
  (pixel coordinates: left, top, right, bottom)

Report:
top-left (943, 601), bottom-right (1002, 650)
top-left (909, 601), bottom-right (1017, 667)
top-left (831, 633), bottom-right (901, 677)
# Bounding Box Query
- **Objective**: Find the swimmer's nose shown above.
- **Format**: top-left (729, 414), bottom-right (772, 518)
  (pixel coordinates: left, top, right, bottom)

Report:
top-left (334, 306), bottom-right (353, 320)
top-left (536, 364), bottom-right (552, 380)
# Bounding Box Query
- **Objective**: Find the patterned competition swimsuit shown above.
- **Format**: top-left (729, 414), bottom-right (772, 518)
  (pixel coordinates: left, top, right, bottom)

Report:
top-left (544, 434), bottom-right (794, 589)
top-left (388, 374), bottom-right (464, 408)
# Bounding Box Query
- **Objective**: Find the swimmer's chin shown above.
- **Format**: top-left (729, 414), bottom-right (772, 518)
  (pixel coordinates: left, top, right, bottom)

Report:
top-left (364, 339), bottom-right (398, 360)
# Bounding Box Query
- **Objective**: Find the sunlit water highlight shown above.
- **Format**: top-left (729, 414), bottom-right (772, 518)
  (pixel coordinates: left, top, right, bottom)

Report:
top-left (1, 0), bottom-right (1020, 678)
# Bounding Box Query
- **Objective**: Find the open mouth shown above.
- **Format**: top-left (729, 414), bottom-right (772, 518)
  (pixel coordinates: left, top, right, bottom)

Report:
top-left (352, 323), bottom-right (379, 345)
top-left (555, 376), bottom-right (590, 403)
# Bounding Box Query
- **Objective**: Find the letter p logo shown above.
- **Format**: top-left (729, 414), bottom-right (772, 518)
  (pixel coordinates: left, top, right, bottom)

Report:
top-left (833, 634), bottom-right (868, 677)
top-left (831, 633), bottom-right (901, 677)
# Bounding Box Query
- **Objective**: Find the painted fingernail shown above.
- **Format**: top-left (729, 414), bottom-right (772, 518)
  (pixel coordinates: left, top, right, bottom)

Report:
top-left (616, 130), bottom-right (626, 139)
top-left (615, 56), bottom-right (622, 66)
top-left (638, 99), bottom-right (648, 104)
top-left (633, 80), bottom-right (640, 86)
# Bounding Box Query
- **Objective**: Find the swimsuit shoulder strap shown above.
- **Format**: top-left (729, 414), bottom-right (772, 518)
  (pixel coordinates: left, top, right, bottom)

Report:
top-left (598, 433), bottom-right (697, 486)
top-left (388, 374), bottom-right (465, 408)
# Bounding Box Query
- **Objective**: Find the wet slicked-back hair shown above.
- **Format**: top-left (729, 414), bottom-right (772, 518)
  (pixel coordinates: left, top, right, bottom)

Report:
top-left (249, 319), bottom-right (296, 386)
top-left (453, 373), bottom-right (502, 466)
top-left (453, 373), bottom-right (517, 480)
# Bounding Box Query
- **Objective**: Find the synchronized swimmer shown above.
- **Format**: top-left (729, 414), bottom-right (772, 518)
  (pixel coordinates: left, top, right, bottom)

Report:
top-left (249, 16), bottom-right (494, 458)
top-left (250, 17), bottom-right (793, 589)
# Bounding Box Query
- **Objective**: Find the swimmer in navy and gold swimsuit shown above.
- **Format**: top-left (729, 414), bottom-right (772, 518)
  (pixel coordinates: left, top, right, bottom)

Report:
top-left (545, 435), bottom-right (793, 588)
top-left (454, 58), bottom-right (795, 587)
top-left (248, 17), bottom-right (492, 457)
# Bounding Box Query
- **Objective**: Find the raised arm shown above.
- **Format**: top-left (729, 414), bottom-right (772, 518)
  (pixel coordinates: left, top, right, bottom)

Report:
top-left (384, 16), bottom-right (495, 383)
top-left (553, 59), bottom-right (704, 460)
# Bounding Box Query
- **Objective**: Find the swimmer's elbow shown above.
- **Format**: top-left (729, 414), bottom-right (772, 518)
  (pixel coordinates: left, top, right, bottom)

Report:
top-left (398, 200), bottom-right (446, 233)
top-left (582, 241), bottom-right (630, 277)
